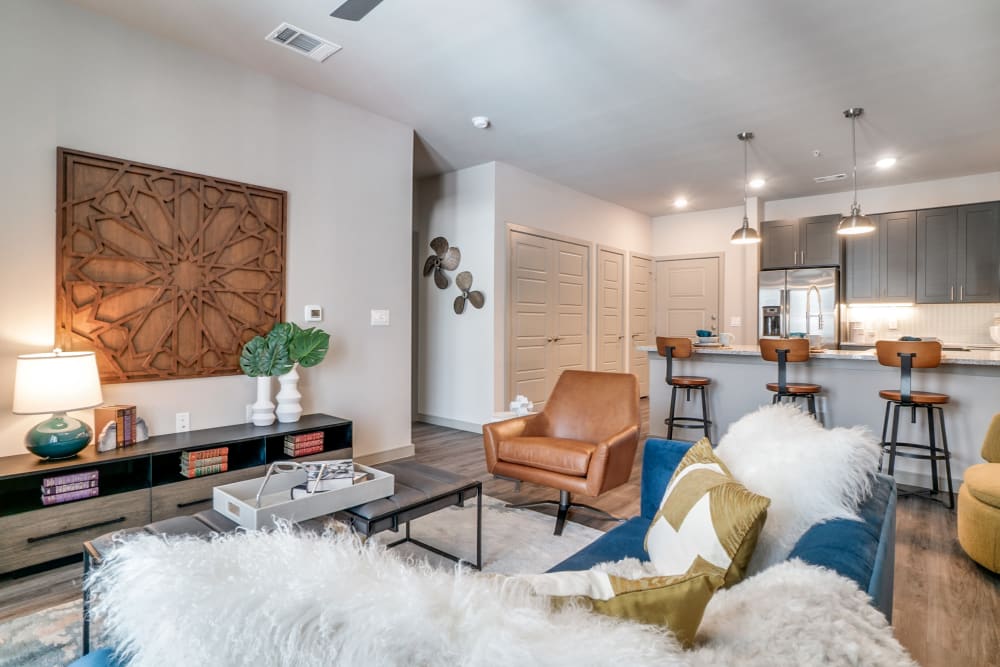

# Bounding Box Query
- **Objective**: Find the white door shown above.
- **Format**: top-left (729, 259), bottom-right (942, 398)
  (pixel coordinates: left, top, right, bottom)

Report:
top-left (655, 256), bottom-right (721, 337)
top-left (509, 230), bottom-right (590, 410)
top-left (629, 254), bottom-right (653, 397)
top-left (597, 247), bottom-right (625, 373)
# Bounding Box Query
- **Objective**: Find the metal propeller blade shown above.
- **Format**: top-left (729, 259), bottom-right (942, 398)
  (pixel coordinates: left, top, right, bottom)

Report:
top-left (422, 255), bottom-right (438, 276)
top-left (429, 236), bottom-right (449, 255)
top-left (453, 295), bottom-right (466, 314)
top-left (441, 247), bottom-right (461, 271)
top-left (331, 0), bottom-right (384, 21)
top-left (434, 269), bottom-right (449, 290)
top-left (468, 291), bottom-right (485, 309)
top-left (456, 271), bottom-right (473, 291)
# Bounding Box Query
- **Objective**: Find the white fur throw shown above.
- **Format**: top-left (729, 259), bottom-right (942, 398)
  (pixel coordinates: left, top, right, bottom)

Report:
top-left (87, 527), bottom-right (915, 666)
top-left (715, 404), bottom-right (881, 573)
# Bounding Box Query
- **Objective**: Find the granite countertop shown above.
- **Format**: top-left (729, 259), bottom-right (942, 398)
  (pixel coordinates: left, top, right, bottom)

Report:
top-left (638, 344), bottom-right (1000, 367)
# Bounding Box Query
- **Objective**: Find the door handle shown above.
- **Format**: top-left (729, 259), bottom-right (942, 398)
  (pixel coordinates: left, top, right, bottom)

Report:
top-left (960, 285), bottom-right (965, 301)
top-left (950, 286), bottom-right (955, 301)
top-left (617, 335), bottom-right (624, 340)
top-left (552, 336), bottom-right (562, 342)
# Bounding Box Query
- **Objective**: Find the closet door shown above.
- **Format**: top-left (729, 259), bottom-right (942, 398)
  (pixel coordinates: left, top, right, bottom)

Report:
top-left (597, 247), bottom-right (625, 373)
top-left (629, 253), bottom-right (653, 398)
top-left (549, 239), bottom-right (589, 396)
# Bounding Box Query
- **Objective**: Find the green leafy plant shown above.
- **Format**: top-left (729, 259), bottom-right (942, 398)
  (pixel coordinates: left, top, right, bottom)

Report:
top-left (239, 323), bottom-right (329, 377)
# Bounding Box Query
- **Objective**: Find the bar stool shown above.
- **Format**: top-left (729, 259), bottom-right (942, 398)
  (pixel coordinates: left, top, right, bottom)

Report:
top-left (876, 340), bottom-right (954, 509)
top-left (759, 338), bottom-right (821, 418)
top-left (656, 336), bottom-right (712, 440)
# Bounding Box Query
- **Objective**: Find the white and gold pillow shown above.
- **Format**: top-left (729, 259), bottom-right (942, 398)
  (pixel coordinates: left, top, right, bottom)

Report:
top-left (645, 437), bottom-right (770, 588)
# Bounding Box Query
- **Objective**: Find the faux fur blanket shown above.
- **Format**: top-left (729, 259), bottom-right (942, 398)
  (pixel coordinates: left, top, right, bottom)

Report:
top-left (88, 528), bottom-right (915, 667)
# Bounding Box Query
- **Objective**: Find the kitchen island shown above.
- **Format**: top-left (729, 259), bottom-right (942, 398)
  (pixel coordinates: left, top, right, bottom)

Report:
top-left (642, 344), bottom-right (1000, 487)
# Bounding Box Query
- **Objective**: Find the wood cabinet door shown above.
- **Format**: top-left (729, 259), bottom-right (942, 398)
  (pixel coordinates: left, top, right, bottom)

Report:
top-left (844, 223), bottom-right (879, 304)
top-left (799, 215), bottom-right (842, 267)
top-left (956, 203), bottom-right (1000, 303)
top-left (760, 219), bottom-right (799, 269)
top-left (879, 211), bottom-right (917, 302)
top-left (916, 207), bottom-right (958, 303)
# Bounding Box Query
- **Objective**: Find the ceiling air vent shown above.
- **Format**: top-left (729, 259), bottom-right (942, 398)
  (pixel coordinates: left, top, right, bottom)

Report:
top-left (265, 23), bottom-right (341, 62)
top-left (813, 173), bottom-right (848, 184)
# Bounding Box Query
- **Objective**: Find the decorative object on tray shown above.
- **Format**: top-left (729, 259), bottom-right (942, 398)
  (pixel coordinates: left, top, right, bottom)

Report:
top-left (422, 236), bottom-right (461, 289)
top-left (240, 323), bottom-right (330, 426)
top-left (56, 148), bottom-right (287, 384)
top-left (12, 349), bottom-right (104, 459)
top-left (508, 395), bottom-right (534, 417)
top-left (94, 404), bottom-right (137, 450)
top-left (453, 271), bottom-right (485, 314)
top-left (284, 431), bottom-right (325, 457)
top-left (179, 447), bottom-right (230, 478)
top-left (97, 417), bottom-right (149, 453)
top-left (41, 470), bottom-right (99, 506)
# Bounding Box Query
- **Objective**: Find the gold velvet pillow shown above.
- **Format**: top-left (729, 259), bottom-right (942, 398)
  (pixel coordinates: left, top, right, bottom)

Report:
top-left (517, 568), bottom-right (723, 648)
top-left (644, 437), bottom-right (770, 588)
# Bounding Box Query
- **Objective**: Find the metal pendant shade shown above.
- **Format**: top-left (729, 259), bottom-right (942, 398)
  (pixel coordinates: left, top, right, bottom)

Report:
top-left (730, 131), bottom-right (761, 245)
top-left (837, 108), bottom-right (876, 236)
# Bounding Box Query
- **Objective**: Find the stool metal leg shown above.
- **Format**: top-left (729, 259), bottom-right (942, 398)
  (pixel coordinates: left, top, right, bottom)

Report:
top-left (700, 386), bottom-right (711, 440)
top-left (806, 394), bottom-right (817, 418)
top-left (667, 386), bottom-right (679, 439)
top-left (926, 405), bottom-right (940, 494)
top-left (938, 407), bottom-right (955, 509)
top-left (888, 403), bottom-right (901, 475)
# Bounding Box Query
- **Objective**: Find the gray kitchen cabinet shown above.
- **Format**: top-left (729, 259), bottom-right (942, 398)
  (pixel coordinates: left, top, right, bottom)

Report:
top-left (844, 211), bottom-right (916, 304)
top-left (917, 204), bottom-right (1000, 303)
top-left (760, 215), bottom-right (842, 269)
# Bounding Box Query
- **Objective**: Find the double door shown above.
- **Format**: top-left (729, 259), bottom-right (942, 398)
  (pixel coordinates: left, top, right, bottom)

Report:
top-left (760, 215), bottom-right (842, 270)
top-left (509, 230), bottom-right (589, 410)
top-left (844, 211), bottom-right (917, 304)
top-left (916, 203), bottom-right (1000, 303)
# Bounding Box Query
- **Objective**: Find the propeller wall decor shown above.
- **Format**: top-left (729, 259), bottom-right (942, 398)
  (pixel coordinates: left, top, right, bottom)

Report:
top-left (423, 236), bottom-right (461, 289)
top-left (453, 271), bottom-right (485, 314)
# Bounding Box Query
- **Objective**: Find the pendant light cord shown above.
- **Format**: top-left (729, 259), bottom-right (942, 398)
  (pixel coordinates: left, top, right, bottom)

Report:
top-left (743, 136), bottom-right (749, 223)
top-left (851, 113), bottom-right (858, 209)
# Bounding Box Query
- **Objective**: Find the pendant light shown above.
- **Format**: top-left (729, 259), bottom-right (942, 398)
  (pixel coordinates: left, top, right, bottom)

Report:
top-left (730, 131), bottom-right (761, 245)
top-left (837, 107), bottom-right (876, 235)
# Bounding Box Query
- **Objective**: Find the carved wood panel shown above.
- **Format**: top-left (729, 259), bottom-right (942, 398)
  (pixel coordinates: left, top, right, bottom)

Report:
top-left (56, 148), bottom-right (286, 383)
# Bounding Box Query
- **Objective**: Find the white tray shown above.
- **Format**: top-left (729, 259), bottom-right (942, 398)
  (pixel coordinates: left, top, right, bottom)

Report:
top-left (213, 463), bottom-right (394, 530)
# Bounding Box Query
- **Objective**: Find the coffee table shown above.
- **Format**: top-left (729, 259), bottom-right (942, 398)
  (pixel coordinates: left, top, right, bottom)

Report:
top-left (80, 459), bottom-right (481, 653)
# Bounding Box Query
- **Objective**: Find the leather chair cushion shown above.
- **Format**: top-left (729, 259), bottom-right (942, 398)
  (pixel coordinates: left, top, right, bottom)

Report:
top-left (498, 437), bottom-right (596, 476)
top-left (963, 463), bottom-right (1000, 509)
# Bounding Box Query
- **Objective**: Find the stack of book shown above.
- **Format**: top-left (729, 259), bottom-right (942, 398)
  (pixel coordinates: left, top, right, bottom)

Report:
top-left (284, 432), bottom-right (324, 457)
top-left (95, 404), bottom-right (137, 451)
top-left (41, 470), bottom-right (99, 506)
top-left (180, 447), bottom-right (229, 478)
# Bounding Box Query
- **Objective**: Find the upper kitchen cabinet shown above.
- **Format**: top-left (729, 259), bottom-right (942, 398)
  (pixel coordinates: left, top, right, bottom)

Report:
top-left (760, 215), bottom-right (842, 270)
top-left (844, 211), bottom-right (916, 305)
top-left (917, 203), bottom-right (1000, 303)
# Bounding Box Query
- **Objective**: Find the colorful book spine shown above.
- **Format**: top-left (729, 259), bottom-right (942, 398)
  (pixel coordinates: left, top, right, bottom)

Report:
top-left (41, 480), bottom-right (99, 495)
top-left (285, 432), bottom-right (324, 445)
top-left (41, 486), bottom-right (100, 506)
top-left (182, 447), bottom-right (229, 461)
top-left (284, 444), bottom-right (324, 457)
top-left (42, 470), bottom-right (99, 488)
top-left (180, 455), bottom-right (228, 467)
top-left (180, 462), bottom-right (229, 478)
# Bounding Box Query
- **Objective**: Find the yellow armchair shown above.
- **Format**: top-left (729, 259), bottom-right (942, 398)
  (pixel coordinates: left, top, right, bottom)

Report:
top-left (957, 413), bottom-right (1000, 572)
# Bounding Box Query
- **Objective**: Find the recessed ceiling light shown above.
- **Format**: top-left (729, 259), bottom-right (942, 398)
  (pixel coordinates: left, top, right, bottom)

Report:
top-left (673, 197), bottom-right (688, 209)
top-left (876, 157), bottom-right (897, 169)
top-left (748, 178), bottom-right (766, 189)
top-left (471, 116), bottom-right (491, 130)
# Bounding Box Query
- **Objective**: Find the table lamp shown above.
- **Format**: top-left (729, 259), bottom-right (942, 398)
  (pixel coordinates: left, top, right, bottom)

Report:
top-left (12, 349), bottom-right (104, 459)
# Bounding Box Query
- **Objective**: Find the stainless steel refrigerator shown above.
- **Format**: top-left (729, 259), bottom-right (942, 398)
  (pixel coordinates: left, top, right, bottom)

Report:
top-left (758, 268), bottom-right (840, 348)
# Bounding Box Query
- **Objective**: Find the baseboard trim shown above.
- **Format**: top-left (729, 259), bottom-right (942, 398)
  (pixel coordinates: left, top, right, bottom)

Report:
top-left (355, 444), bottom-right (415, 466)
top-left (416, 414), bottom-right (482, 434)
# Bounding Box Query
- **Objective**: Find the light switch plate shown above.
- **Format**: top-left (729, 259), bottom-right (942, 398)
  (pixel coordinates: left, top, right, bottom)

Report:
top-left (729, 316), bottom-right (742, 327)
top-left (370, 309), bottom-right (390, 326)
top-left (304, 305), bottom-right (323, 322)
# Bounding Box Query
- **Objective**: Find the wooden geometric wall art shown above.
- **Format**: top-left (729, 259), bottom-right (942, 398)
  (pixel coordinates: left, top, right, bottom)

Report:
top-left (56, 148), bottom-right (287, 384)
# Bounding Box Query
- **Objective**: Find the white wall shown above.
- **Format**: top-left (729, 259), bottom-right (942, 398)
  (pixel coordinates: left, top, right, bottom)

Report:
top-left (414, 161), bottom-right (653, 428)
top-left (0, 1), bottom-right (414, 459)
top-left (414, 164), bottom-right (496, 428)
top-left (650, 201), bottom-right (762, 344)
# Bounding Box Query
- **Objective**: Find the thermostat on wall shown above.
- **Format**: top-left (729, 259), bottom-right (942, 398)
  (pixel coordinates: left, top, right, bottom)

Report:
top-left (304, 305), bottom-right (323, 322)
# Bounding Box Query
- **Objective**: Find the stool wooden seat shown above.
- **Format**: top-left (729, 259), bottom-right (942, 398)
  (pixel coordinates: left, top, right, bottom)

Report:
top-left (759, 338), bottom-right (821, 418)
top-left (876, 340), bottom-right (954, 509)
top-left (656, 336), bottom-right (712, 440)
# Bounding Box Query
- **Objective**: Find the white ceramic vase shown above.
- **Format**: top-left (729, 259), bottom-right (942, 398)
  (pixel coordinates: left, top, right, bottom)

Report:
top-left (251, 375), bottom-right (275, 427)
top-left (275, 363), bottom-right (303, 423)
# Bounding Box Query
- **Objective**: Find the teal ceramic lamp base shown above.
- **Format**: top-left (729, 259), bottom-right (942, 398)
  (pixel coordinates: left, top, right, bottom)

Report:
top-left (25, 413), bottom-right (92, 460)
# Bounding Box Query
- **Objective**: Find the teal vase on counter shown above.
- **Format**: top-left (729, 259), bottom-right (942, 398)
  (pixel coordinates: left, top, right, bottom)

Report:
top-left (25, 413), bottom-right (93, 459)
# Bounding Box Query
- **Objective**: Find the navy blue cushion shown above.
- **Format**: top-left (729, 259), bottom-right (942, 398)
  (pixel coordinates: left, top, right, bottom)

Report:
top-left (547, 516), bottom-right (651, 572)
top-left (67, 648), bottom-right (122, 667)
top-left (640, 439), bottom-right (692, 520)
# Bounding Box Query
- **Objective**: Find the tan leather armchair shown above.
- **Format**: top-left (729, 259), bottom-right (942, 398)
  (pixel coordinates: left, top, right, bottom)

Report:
top-left (483, 370), bottom-right (640, 535)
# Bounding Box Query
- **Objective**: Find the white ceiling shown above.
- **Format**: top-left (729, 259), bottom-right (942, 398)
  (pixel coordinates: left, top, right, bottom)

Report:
top-left (69, 0), bottom-right (1000, 216)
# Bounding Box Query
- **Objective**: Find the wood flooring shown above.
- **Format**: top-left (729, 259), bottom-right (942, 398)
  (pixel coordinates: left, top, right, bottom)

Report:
top-left (2, 400), bottom-right (998, 666)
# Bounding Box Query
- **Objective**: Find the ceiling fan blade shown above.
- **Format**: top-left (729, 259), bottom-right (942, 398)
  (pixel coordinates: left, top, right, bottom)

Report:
top-left (456, 270), bottom-right (473, 291)
top-left (434, 269), bottom-right (449, 290)
top-left (469, 291), bottom-right (485, 309)
top-left (430, 236), bottom-right (449, 256)
top-left (331, 0), bottom-right (384, 21)
top-left (441, 247), bottom-right (461, 270)
top-left (422, 255), bottom-right (437, 276)
top-left (453, 296), bottom-right (466, 314)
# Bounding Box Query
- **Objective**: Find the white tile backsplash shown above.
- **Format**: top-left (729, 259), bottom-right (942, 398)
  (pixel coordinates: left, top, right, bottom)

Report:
top-left (844, 303), bottom-right (1000, 345)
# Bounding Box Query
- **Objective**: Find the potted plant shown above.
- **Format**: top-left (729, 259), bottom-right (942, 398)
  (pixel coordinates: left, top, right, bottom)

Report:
top-left (241, 323), bottom-right (330, 425)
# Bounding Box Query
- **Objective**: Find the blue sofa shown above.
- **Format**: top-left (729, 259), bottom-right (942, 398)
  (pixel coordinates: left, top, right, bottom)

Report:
top-left (549, 437), bottom-right (898, 621)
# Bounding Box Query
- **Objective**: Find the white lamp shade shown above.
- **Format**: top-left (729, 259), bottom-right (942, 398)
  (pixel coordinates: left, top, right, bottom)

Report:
top-left (12, 351), bottom-right (104, 415)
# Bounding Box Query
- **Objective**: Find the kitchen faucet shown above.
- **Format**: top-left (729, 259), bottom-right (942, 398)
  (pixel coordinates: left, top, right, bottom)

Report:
top-left (806, 285), bottom-right (824, 336)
